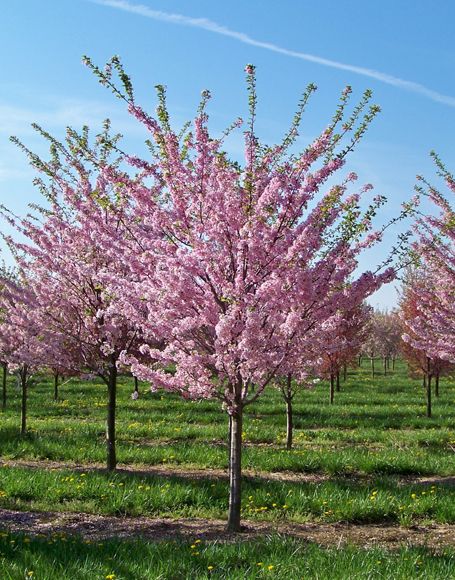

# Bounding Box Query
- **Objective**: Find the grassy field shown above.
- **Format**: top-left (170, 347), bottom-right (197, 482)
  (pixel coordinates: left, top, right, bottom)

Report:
top-left (2, 531), bottom-right (455, 580)
top-left (1, 359), bottom-right (455, 578)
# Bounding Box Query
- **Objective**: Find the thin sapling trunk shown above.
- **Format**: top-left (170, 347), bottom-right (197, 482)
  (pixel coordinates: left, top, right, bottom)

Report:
top-left (227, 396), bottom-right (243, 533)
top-left (53, 373), bottom-right (59, 401)
top-left (426, 358), bottom-right (432, 419)
top-left (284, 374), bottom-right (294, 450)
top-left (20, 365), bottom-right (28, 435)
top-left (106, 356), bottom-right (118, 471)
top-left (426, 374), bottom-right (432, 418)
top-left (2, 362), bottom-right (6, 411)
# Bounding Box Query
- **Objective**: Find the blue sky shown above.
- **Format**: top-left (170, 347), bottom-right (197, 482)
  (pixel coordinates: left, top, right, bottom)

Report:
top-left (1, 0), bottom-right (454, 308)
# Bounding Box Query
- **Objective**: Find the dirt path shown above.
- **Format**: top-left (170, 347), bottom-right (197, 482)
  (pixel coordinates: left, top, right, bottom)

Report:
top-left (1, 507), bottom-right (455, 549)
top-left (1, 458), bottom-right (454, 487)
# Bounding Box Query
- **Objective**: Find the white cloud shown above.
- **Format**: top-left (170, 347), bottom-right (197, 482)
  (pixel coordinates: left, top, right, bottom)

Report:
top-left (93, 0), bottom-right (455, 107)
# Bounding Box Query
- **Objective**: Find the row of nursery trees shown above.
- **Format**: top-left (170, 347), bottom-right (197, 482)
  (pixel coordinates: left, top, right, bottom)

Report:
top-left (0, 58), bottom-right (453, 532)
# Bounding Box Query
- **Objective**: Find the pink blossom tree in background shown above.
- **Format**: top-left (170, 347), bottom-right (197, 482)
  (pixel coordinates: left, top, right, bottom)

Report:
top-left (319, 303), bottom-right (372, 403)
top-left (402, 154), bottom-right (455, 370)
top-left (77, 57), bottom-right (415, 531)
top-left (0, 265), bottom-right (15, 411)
top-left (361, 315), bottom-right (382, 377)
top-left (400, 155), bottom-right (454, 417)
top-left (2, 122), bottom-right (152, 469)
top-left (399, 269), bottom-right (454, 417)
top-left (0, 278), bottom-right (47, 434)
top-left (372, 310), bottom-right (402, 375)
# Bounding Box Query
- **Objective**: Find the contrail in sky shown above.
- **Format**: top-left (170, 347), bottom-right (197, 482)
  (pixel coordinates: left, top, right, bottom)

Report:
top-left (94, 0), bottom-right (455, 107)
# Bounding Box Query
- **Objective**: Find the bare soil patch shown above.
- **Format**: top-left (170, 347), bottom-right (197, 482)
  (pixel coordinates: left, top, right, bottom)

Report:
top-left (1, 508), bottom-right (455, 549)
top-left (1, 458), bottom-right (455, 487)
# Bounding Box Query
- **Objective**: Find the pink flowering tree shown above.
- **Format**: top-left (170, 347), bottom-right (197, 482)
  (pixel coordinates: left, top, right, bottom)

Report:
top-left (367, 310), bottom-right (402, 376)
top-left (402, 154), bottom-right (455, 372)
top-left (319, 303), bottom-right (372, 402)
top-left (2, 121), bottom-right (152, 468)
top-left (77, 57), bottom-right (415, 531)
top-left (0, 265), bottom-right (15, 411)
top-left (400, 269), bottom-right (454, 416)
top-left (0, 277), bottom-right (47, 434)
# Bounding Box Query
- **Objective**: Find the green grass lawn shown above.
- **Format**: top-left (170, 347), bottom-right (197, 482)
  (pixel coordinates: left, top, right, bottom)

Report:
top-left (1, 360), bottom-right (455, 578)
top-left (1, 360), bottom-right (454, 477)
top-left (2, 532), bottom-right (455, 580)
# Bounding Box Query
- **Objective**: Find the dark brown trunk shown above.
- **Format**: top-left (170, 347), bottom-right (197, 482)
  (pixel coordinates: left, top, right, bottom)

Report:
top-left (426, 374), bottom-right (432, 418)
top-left (53, 373), bottom-right (59, 401)
top-left (335, 371), bottom-right (341, 392)
top-left (329, 373), bottom-right (334, 404)
top-left (371, 357), bottom-right (375, 378)
top-left (358, 355), bottom-right (362, 367)
top-left (286, 397), bottom-right (293, 450)
top-left (134, 376), bottom-right (139, 394)
top-left (20, 365), bottom-right (28, 435)
top-left (2, 362), bottom-right (6, 411)
top-left (435, 374), bottom-right (439, 397)
top-left (383, 357), bottom-right (387, 376)
top-left (343, 364), bottom-right (347, 382)
top-left (285, 374), bottom-right (293, 450)
top-left (392, 357), bottom-right (396, 371)
top-left (426, 358), bottom-right (432, 419)
top-left (106, 357), bottom-right (117, 471)
top-left (227, 400), bottom-right (243, 532)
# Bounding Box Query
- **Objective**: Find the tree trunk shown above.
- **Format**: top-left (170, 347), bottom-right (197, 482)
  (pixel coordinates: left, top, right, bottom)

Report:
top-left (106, 357), bottom-right (117, 471)
top-left (286, 397), bottom-right (293, 450)
top-left (435, 374), bottom-right (439, 398)
top-left (392, 356), bottom-right (396, 371)
top-left (358, 355), bottom-right (362, 367)
top-left (371, 357), bottom-right (375, 378)
top-left (383, 357), bottom-right (387, 376)
top-left (426, 374), bottom-right (432, 418)
top-left (335, 371), bottom-right (341, 392)
top-left (2, 362), bottom-right (6, 411)
top-left (134, 376), bottom-right (139, 394)
top-left (227, 402), bottom-right (243, 532)
top-left (20, 365), bottom-right (28, 435)
top-left (285, 374), bottom-right (293, 450)
top-left (425, 358), bottom-right (432, 418)
top-left (329, 373), bottom-right (334, 404)
top-left (53, 373), bottom-right (59, 401)
top-left (343, 364), bottom-right (347, 382)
